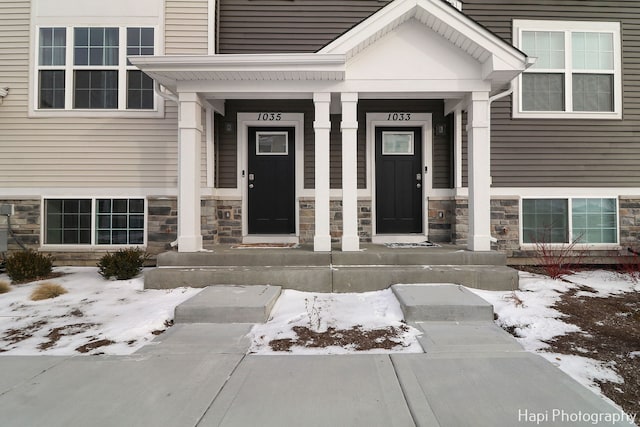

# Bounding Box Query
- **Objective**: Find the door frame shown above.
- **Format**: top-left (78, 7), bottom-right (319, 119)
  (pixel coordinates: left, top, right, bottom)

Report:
top-left (366, 112), bottom-right (433, 243)
top-left (237, 113), bottom-right (304, 243)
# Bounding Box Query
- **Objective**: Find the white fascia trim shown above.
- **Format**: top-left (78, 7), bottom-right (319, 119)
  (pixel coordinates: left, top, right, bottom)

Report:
top-left (512, 20), bottom-right (622, 120)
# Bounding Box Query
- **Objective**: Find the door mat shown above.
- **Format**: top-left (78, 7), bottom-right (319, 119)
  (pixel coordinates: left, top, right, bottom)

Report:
top-left (231, 243), bottom-right (299, 249)
top-left (384, 241), bottom-right (440, 248)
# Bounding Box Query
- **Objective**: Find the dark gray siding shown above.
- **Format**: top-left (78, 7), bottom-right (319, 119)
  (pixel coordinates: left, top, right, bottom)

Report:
top-left (463, 0), bottom-right (640, 187)
top-left (217, 0), bottom-right (391, 53)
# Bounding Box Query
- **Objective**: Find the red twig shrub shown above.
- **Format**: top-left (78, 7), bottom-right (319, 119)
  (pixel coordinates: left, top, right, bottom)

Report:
top-left (617, 247), bottom-right (640, 284)
top-left (532, 237), bottom-right (585, 280)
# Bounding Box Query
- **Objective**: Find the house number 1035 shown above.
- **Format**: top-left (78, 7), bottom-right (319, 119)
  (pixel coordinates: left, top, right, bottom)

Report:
top-left (257, 113), bottom-right (282, 121)
top-left (387, 113), bottom-right (411, 121)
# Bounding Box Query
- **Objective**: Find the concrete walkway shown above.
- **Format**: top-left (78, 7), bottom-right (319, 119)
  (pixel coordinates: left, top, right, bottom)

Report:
top-left (0, 290), bottom-right (636, 426)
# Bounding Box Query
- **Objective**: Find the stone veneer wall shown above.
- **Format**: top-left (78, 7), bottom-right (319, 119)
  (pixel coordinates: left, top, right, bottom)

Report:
top-left (490, 198), bottom-right (520, 257)
top-left (427, 198), bottom-right (453, 242)
top-left (619, 197), bottom-right (640, 249)
top-left (298, 198), bottom-right (372, 244)
top-left (0, 199), bottom-right (40, 252)
top-left (215, 200), bottom-right (242, 243)
top-left (452, 197), bottom-right (468, 246)
top-left (147, 197), bottom-right (178, 256)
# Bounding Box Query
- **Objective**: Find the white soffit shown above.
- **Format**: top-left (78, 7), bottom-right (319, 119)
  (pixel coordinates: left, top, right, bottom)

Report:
top-left (130, 54), bottom-right (346, 92)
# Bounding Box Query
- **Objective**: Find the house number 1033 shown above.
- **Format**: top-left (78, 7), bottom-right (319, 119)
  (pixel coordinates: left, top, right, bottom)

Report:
top-left (387, 113), bottom-right (411, 121)
top-left (257, 113), bottom-right (282, 121)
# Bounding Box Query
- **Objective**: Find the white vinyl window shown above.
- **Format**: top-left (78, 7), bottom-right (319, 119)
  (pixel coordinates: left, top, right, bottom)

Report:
top-left (513, 20), bottom-right (622, 119)
top-left (44, 198), bottom-right (146, 246)
top-left (35, 26), bottom-right (156, 112)
top-left (521, 198), bottom-right (618, 245)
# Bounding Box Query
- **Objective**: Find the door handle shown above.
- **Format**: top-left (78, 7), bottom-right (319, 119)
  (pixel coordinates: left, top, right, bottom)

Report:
top-left (416, 183), bottom-right (421, 189)
top-left (249, 184), bottom-right (254, 189)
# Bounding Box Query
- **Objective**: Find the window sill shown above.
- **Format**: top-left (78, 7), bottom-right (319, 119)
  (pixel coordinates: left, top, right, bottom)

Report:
top-left (512, 110), bottom-right (622, 120)
top-left (519, 244), bottom-right (621, 251)
top-left (28, 109), bottom-right (164, 119)
top-left (40, 245), bottom-right (147, 252)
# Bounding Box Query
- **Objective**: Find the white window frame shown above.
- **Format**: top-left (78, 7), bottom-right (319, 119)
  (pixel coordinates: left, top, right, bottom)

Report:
top-left (31, 25), bottom-right (162, 118)
top-left (513, 20), bottom-right (622, 120)
top-left (41, 197), bottom-right (148, 250)
top-left (255, 131), bottom-right (289, 156)
top-left (519, 196), bottom-right (620, 249)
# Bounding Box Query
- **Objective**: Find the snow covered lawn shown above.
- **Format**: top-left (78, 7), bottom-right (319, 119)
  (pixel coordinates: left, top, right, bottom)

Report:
top-left (0, 267), bottom-right (200, 355)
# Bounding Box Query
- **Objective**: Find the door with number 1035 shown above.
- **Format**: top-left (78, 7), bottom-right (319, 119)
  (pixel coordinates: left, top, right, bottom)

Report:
top-left (248, 127), bottom-right (295, 234)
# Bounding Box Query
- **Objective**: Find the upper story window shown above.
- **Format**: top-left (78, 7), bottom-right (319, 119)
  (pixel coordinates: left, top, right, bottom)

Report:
top-left (513, 20), bottom-right (622, 119)
top-left (36, 26), bottom-right (155, 112)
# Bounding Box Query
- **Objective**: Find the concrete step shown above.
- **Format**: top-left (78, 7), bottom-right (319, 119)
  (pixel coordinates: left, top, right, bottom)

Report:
top-left (391, 284), bottom-right (495, 321)
top-left (411, 321), bottom-right (523, 353)
top-left (145, 264), bottom-right (518, 291)
top-left (155, 245), bottom-right (508, 268)
top-left (174, 285), bottom-right (281, 323)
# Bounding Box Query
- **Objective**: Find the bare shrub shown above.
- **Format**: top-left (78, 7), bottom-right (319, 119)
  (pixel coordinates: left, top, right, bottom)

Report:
top-left (30, 282), bottom-right (68, 301)
top-left (617, 247), bottom-right (640, 284)
top-left (531, 233), bottom-right (585, 280)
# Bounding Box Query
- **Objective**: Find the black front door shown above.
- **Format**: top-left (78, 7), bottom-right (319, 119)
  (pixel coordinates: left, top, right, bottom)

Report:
top-left (375, 127), bottom-right (423, 234)
top-left (248, 127), bottom-right (295, 234)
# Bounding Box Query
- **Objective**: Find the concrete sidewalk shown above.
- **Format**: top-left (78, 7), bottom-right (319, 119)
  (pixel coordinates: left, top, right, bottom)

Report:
top-left (0, 285), bottom-right (636, 427)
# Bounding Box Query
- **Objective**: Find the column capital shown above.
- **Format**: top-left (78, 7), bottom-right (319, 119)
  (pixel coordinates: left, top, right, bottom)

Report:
top-left (313, 92), bottom-right (331, 103)
top-left (341, 92), bottom-right (358, 103)
top-left (471, 91), bottom-right (490, 102)
top-left (178, 91), bottom-right (203, 104)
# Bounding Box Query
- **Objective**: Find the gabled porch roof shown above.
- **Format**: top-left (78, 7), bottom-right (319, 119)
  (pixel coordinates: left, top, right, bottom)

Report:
top-left (130, 0), bottom-right (531, 95)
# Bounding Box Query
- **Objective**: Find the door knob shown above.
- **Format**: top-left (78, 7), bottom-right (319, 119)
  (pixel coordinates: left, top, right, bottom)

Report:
top-left (416, 183), bottom-right (421, 189)
top-left (249, 184), bottom-right (254, 189)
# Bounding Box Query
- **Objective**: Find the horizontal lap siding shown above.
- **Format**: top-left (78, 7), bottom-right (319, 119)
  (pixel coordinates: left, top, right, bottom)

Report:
top-left (0, 1), bottom-right (178, 190)
top-left (165, 0), bottom-right (209, 54)
top-left (218, 0), bottom-right (391, 53)
top-left (463, 0), bottom-right (640, 188)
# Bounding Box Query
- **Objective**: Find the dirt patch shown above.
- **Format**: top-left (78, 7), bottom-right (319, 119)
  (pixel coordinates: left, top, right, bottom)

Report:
top-left (2, 320), bottom-right (48, 346)
top-left (544, 287), bottom-right (640, 417)
top-left (38, 323), bottom-right (96, 350)
top-left (11, 272), bottom-right (65, 285)
top-left (268, 325), bottom-right (410, 352)
top-left (75, 339), bottom-right (115, 353)
top-left (151, 319), bottom-right (173, 336)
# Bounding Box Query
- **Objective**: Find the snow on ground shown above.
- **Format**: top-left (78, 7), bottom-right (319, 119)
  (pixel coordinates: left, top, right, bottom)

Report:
top-left (249, 288), bottom-right (423, 355)
top-left (470, 270), bottom-right (639, 396)
top-left (0, 267), bottom-right (201, 355)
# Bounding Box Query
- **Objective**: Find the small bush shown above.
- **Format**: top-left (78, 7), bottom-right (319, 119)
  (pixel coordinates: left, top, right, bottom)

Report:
top-left (5, 250), bottom-right (54, 283)
top-left (617, 247), bottom-right (640, 284)
top-left (98, 248), bottom-right (147, 280)
top-left (0, 280), bottom-right (10, 294)
top-left (30, 282), bottom-right (67, 301)
top-left (531, 234), bottom-right (585, 280)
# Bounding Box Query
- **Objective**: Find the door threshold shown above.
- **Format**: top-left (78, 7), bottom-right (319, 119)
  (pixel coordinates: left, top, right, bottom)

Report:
top-left (243, 235), bottom-right (299, 244)
top-left (372, 235), bottom-right (428, 244)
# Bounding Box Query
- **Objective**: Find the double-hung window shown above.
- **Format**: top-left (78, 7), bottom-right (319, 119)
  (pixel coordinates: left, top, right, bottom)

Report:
top-left (35, 26), bottom-right (155, 112)
top-left (522, 198), bottom-right (618, 245)
top-left (513, 20), bottom-right (622, 119)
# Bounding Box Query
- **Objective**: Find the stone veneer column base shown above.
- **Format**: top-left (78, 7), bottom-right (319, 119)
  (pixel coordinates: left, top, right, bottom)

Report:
top-left (299, 198), bottom-right (372, 245)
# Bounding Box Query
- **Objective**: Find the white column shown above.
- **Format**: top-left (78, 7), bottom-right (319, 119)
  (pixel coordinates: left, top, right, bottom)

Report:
top-left (454, 107), bottom-right (463, 190)
top-left (313, 93), bottom-right (332, 251)
top-left (467, 91), bottom-right (491, 251)
top-left (177, 92), bottom-right (203, 252)
top-left (341, 92), bottom-right (359, 251)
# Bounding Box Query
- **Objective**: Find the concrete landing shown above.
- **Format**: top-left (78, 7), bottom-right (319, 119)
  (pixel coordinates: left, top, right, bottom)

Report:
top-left (391, 284), bottom-right (494, 321)
top-left (145, 244), bottom-right (520, 292)
top-left (413, 321), bottom-right (523, 353)
top-left (174, 285), bottom-right (281, 323)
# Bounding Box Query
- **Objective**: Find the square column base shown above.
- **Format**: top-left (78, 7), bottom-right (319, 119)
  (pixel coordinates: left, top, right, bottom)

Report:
top-left (178, 235), bottom-right (203, 253)
top-left (314, 235), bottom-right (332, 252)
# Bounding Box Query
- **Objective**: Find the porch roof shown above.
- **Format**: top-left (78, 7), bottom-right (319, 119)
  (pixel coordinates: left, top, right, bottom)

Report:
top-left (131, 0), bottom-right (531, 95)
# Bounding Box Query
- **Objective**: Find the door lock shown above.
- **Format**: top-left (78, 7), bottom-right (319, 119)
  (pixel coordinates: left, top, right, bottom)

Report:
top-left (416, 173), bottom-right (422, 181)
top-left (248, 173), bottom-right (255, 181)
